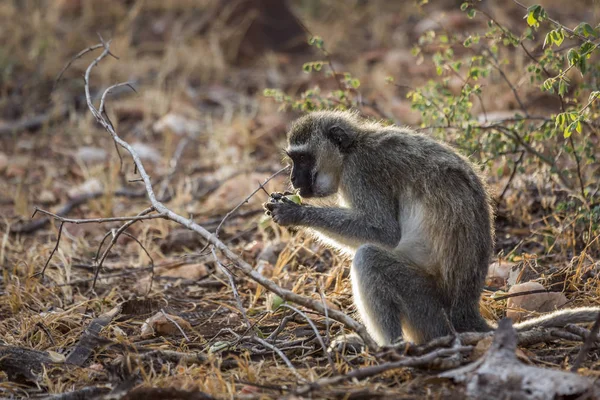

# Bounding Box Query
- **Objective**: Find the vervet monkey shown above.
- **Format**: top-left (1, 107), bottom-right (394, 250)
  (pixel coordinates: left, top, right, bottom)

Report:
top-left (264, 110), bottom-right (600, 346)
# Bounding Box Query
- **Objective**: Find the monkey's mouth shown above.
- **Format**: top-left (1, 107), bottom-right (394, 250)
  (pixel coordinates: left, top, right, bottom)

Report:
top-left (296, 186), bottom-right (314, 198)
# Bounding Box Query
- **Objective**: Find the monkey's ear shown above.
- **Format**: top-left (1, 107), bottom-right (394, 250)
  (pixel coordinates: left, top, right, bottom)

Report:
top-left (327, 125), bottom-right (355, 150)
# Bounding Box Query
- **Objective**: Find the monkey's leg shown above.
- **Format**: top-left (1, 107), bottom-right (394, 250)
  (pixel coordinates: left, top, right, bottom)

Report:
top-left (352, 244), bottom-right (451, 345)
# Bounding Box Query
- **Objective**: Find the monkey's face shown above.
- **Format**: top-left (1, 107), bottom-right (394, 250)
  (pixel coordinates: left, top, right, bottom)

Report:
top-left (285, 143), bottom-right (342, 198)
top-left (285, 111), bottom-right (355, 198)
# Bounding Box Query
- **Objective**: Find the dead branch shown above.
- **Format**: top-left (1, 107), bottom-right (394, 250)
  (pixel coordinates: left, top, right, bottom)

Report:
top-left (65, 304), bottom-right (121, 366)
top-left (296, 345), bottom-right (473, 395)
top-left (441, 319), bottom-right (600, 399)
top-left (571, 310), bottom-right (600, 371)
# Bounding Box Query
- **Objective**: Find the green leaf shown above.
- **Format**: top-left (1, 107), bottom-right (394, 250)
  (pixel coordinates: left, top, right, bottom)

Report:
top-left (567, 49), bottom-right (579, 66)
top-left (575, 22), bottom-right (597, 38)
top-left (526, 10), bottom-right (538, 27)
top-left (350, 78), bottom-right (361, 89)
top-left (302, 63), bottom-right (312, 73)
top-left (460, 2), bottom-right (469, 11)
top-left (558, 79), bottom-right (568, 97)
top-left (542, 78), bottom-right (554, 91)
top-left (525, 5), bottom-right (546, 28)
top-left (467, 8), bottom-right (476, 18)
top-left (564, 125), bottom-right (572, 138)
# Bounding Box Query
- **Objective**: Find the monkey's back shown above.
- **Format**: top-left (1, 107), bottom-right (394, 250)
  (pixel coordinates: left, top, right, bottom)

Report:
top-left (351, 128), bottom-right (494, 304)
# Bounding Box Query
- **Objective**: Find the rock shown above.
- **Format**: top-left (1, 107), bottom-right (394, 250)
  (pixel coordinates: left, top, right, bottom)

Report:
top-left (153, 113), bottom-right (203, 137)
top-left (75, 146), bottom-right (107, 163)
top-left (130, 142), bottom-right (162, 163)
top-left (67, 178), bottom-right (103, 198)
top-left (38, 190), bottom-right (57, 205)
top-left (486, 261), bottom-right (521, 289)
top-left (506, 281), bottom-right (568, 322)
top-left (140, 312), bottom-right (192, 338)
top-left (159, 263), bottom-right (209, 280)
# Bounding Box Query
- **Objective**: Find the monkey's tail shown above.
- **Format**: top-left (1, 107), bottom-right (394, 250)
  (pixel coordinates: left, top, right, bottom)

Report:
top-left (512, 307), bottom-right (600, 331)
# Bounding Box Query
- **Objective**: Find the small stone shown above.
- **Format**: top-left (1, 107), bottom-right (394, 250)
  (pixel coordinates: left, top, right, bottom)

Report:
top-left (131, 142), bottom-right (162, 163)
top-left (153, 113), bottom-right (202, 137)
top-left (141, 312), bottom-right (192, 338)
top-left (506, 281), bottom-right (568, 322)
top-left (67, 178), bottom-right (103, 198)
top-left (38, 190), bottom-right (57, 205)
top-left (76, 146), bottom-right (107, 163)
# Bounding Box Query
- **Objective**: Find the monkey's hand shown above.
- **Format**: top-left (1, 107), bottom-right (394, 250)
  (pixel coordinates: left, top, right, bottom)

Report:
top-left (263, 193), bottom-right (304, 226)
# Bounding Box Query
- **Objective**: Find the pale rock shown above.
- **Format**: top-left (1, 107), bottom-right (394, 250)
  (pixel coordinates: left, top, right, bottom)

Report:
top-left (141, 312), bottom-right (192, 338)
top-left (130, 142), bottom-right (162, 163)
top-left (38, 190), bottom-right (57, 205)
top-left (67, 178), bottom-right (103, 198)
top-left (153, 113), bottom-right (202, 137)
top-left (159, 263), bottom-right (208, 280)
top-left (486, 261), bottom-right (521, 288)
top-left (506, 281), bottom-right (568, 322)
top-left (76, 146), bottom-right (107, 163)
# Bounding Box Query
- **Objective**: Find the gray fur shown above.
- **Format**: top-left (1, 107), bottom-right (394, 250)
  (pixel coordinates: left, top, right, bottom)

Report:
top-left (264, 110), bottom-right (598, 346)
top-left (513, 307), bottom-right (600, 331)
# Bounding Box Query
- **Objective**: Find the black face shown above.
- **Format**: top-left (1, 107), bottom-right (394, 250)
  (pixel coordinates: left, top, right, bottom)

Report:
top-left (287, 149), bottom-right (315, 197)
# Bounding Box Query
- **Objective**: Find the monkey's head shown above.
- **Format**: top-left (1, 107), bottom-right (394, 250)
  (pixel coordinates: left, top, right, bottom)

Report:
top-left (285, 111), bottom-right (359, 198)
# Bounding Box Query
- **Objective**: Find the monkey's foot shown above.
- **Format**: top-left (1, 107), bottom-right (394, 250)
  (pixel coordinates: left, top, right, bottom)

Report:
top-left (327, 332), bottom-right (365, 354)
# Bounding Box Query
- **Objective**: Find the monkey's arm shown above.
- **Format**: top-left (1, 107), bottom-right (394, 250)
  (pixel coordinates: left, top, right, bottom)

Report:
top-left (265, 200), bottom-right (401, 248)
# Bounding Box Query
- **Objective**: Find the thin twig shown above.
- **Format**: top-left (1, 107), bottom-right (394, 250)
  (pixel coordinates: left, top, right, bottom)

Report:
top-left (33, 207), bottom-right (163, 225)
top-left (211, 247), bottom-right (252, 330)
top-left (99, 82), bottom-right (137, 116)
top-left (492, 288), bottom-right (551, 301)
top-left (92, 207), bottom-right (155, 291)
top-left (158, 137), bottom-right (189, 200)
top-left (160, 309), bottom-right (190, 342)
top-left (53, 43), bottom-right (103, 90)
top-left (214, 166), bottom-right (289, 239)
top-left (252, 336), bottom-right (305, 382)
top-left (497, 150), bottom-right (525, 202)
top-left (281, 304), bottom-right (337, 374)
top-left (570, 311), bottom-right (600, 371)
top-left (33, 221), bottom-right (64, 279)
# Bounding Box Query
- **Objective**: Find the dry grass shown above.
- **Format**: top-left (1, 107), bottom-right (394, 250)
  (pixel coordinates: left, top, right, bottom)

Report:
top-left (1, 0), bottom-right (600, 398)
